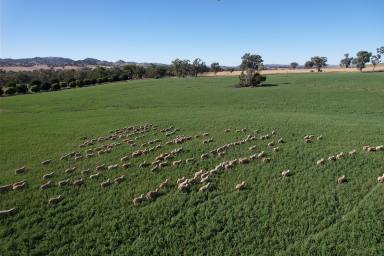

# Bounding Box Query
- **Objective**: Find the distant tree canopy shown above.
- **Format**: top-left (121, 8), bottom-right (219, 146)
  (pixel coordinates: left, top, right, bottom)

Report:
top-left (340, 53), bottom-right (353, 68)
top-left (238, 53), bottom-right (266, 87)
top-left (304, 61), bottom-right (314, 69)
top-left (309, 56), bottom-right (327, 72)
top-left (290, 62), bottom-right (299, 69)
top-left (210, 62), bottom-right (221, 74)
top-left (352, 51), bottom-right (372, 72)
top-left (192, 58), bottom-right (208, 77)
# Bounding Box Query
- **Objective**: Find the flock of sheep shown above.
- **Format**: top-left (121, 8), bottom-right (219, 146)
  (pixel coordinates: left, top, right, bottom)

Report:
top-left (1, 123), bottom-right (383, 218)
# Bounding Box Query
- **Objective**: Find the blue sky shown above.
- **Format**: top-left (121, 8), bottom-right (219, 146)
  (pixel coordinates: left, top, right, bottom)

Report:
top-left (1, 0), bottom-right (383, 65)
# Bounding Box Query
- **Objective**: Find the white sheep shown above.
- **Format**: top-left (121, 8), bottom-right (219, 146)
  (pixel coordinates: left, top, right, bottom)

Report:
top-left (338, 175), bottom-right (347, 184)
top-left (235, 181), bottom-right (246, 191)
top-left (0, 208), bottom-right (18, 218)
top-left (43, 172), bottom-right (54, 180)
top-left (199, 183), bottom-right (211, 192)
top-left (48, 195), bottom-right (63, 206)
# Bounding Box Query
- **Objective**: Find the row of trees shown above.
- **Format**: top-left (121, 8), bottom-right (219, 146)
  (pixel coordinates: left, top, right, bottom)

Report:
top-left (170, 58), bottom-right (224, 77)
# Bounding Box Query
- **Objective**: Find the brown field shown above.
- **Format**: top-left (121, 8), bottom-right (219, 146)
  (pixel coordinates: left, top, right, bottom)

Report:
top-left (202, 64), bottom-right (384, 76)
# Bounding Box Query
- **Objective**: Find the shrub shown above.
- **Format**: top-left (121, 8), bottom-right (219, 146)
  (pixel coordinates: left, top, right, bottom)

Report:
top-left (41, 82), bottom-right (52, 91)
top-left (30, 85), bottom-right (41, 93)
top-left (76, 80), bottom-right (83, 87)
top-left (30, 80), bottom-right (42, 86)
top-left (5, 87), bottom-right (17, 95)
top-left (51, 83), bottom-right (61, 91)
top-left (83, 79), bottom-right (91, 85)
top-left (16, 84), bottom-right (28, 94)
top-left (120, 74), bottom-right (129, 80)
top-left (69, 81), bottom-right (76, 88)
top-left (59, 81), bottom-right (67, 88)
top-left (0, 87), bottom-right (4, 96)
top-left (238, 71), bottom-right (266, 87)
top-left (5, 80), bottom-right (17, 88)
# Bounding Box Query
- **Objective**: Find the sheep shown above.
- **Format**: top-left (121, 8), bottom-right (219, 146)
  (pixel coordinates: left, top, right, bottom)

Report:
top-left (328, 155), bottom-right (336, 161)
top-left (0, 184), bottom-right (13, 193)
top-left (271, 130), bottom-right (276, 135)
top-left (133, 194), bottom-right (145, 206)
top-left (317, 135), bottom-right (323, 140)
top-left (250, 154), bottom-right (257, 160)
top-left (273, 147), bottom-right (280, 152)
top-left (201, 153), bottom-right (209, 159)
top-left (202, 132), bottom-right (209, 137)
top-left (376, 145), bottom-right (384, 151)
top-left (262, 157), bottom-right (272, 163)
top-left (267, 141), bottom-right (275, 147)
top-left (0, 208), bottom-right (18, 218)
top-left (338, 175), bottom-right (347, 184)
top-left (48, 195), bottom-right (63, 206)
top-left (367, 147), bottom-right (376, 152)
top-left (41, 159), bottom-right (51, 165)
top-left (200, 176), bottom-right (210, 184)
top-left (218, 151), bottom-right (225, 157)
top-left (172, 160), bottom-right (182, 166)
top-left (177, 177), bottom-right (186, 185)
top-left (194, 170), bottom-right (204, 178)
top-left (238, 157), bottom-right (250, 164)
top-left (224, 129), bottom-right (231, 133)
top-left (43, 172), bottom-right (54, 180)
top-left (58, 179), bottom-right (70, 187)
top-left (12, 181), bottom-right (27, 191)
top-left (40, 181), bottom-right (52, 190)
top-left (121, 162), bottom-right (132, 169)
top-left (178, 181), bottom-right (191, 192)
top-left (15, 166), bottom-right (26, 174)
top-left (316, 158), bottom-right (325, 165)
top-left (377, 174), bottom-right (384, 183)
top-left (108, 164), bottom-right (119, 171)
top-left (241, 128), bottom-right (247, 132)
top-left (185, 158), bottom-right (195, 164)
top-left (146, 188), bottom-right (160, 201)
top-left (249, 145), bottom-right (257, 151)
top-left (82, 169), bottom-right (91, 175)
top-left (139, 161), bottom-right (150, 168)
top-left (278, 138), bottom-right (285, 144)
top-left (132, 150), bottom-right (143, 157)
top-left (199, 182), bottom-right (211, 192)
top-left (281, 169), bottom-right (291, 177)
top-left (101, 179), bottom-right (112, 188)
top-left (336, 152), bottom-right (345, 160)
top-left (90, 172), bottom-right (100, 179)
top-left (73, 178), bottom-right (84, 187)
top-left (86, 153), bottom-right (94, 158)
top-left (75, 156), bottom-right (83, 161)
top-left (65, 167), bottom-right (76, 174)
top-left (159, 179), bottom-right (169, 189)
top-left (235, 181), bottom-right (246, 191)
top-left (114, 175), bottom-right (125, 184)
top-left (348, 149), bottom-right (357, 156)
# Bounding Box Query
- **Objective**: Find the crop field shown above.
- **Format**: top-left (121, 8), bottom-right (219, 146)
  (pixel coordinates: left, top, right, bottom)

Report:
top-left (0, 72), bottom-right (383, 255)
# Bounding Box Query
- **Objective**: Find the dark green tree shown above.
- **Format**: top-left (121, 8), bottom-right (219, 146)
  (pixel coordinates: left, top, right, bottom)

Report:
top-left (340, 53), bottom-right (353, 68)
top-left (239, 53), bottom-right (266, 87)
top-left (352, 51), bottom-right (372, 72)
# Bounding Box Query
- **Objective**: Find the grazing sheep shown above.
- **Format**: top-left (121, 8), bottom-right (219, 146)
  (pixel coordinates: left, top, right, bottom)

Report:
top-left (250, 154), bottom-right (257, 160)
top-left (281, 170), bottom-right (291, 177)
top-left (317, 135), bottom-right (323, 140)
top-left (336, 152), bottom-right (345, 160)
top-left (89, 172), bottom-right (100, 179)
top-left (194, 170), bottom-right (204, 178)
top-left (48, 195), bottom-right (63, 206)
top-left (177, 177), bottom-right (186, 185)
top-left (146, 188), bottom-right (160, 201)
top-left (267, 141), bottom-right (275, 147)
top-left (376, 145), bottom-right (384, 151)
top-left (172, 160), bottom-right (182, 166)
top-left (40, 181), bottom-right (52, 190)
top-left (41, 159), bottom-right (51, 165)
top-left (273, 147), bottom-right (280, 152)
top-left (15, 166), bottom-right (26, 174)
top-left (65, 167), bottom-right (76, 174)
top-left (159, 179), bottom-right (169, 189)
top-left (200, 176), bottom-right (210, 184)
top-left (199, 182), bottom-right (210, 192)
top-left (0, 184), bottom-right (13, 193)
top-left (316, 158), bottom-right (325, 165)
top-left (58, 179), bottom-right (70, 187)
top-left (201, 153), bottom-right (209, 159)
top-left (338, 175), bottom-right (347, 184)
top-left (278, 138), bottom-right (285, 143)
top-left (218, 151), bottom-right (225, 157)
top-left (262, 157), bottom-right (272, 163)
top-left (101, 179), bottom-right (112, 188)
top-left (121, 162), bottom-right (132, 169)
top-left (271, 130), bottom-right (276, 135)
top-left (178, 181), bottom-right (191, 192)
top-left (224, 129), bottom-right (231, 133)
top-left (133, 194), bottom-right (145, 206)
top-left (202, 132), bottom-right (209, 137)
top-left (120, 156), bottom-right (130, 162)
top-left (348, 149), bottom-right (357, 156)
top-left (82, 169), bottom-right (91, 175)
top-left (86, 153), bottom-right (94, 158)
top-left (43, 172), bottom-right (54, 180)
top-left (139, 161), bottom-right (150, 168)
top-left (249, 145), bottom-right (257, 151)
top-left (185, 158), bottom-right (195, 164)
top-left (328, 155), bottom-right (336, 161)
top-left (257, 151), bottom-right (266, 158)
top-left (0, 208), bottom-right (18, 218)
top-left (75, 156), bottom-right (83, 161)
top-left (73, 178), bottom-right (84, 187)
top-left (12, 181), bottom-right (27, 191)
top-left (114, 175), bottom-right (126, 184)
top-left (235, 181), bottom-right (246, 191)
top-left (238, 157), bottom-right (250, 164)
top-left (377, 174), bottom-right (384, 183)
top-left (108, 164), bottom-right (119, 171)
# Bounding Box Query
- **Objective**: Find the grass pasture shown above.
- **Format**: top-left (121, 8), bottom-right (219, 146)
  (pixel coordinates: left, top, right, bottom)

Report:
top-left (0, 72), bottom-right (384, 255)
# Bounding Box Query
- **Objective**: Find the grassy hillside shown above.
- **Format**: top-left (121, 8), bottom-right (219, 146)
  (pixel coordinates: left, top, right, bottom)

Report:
top-left (1, 73), bottom-right (383, 255)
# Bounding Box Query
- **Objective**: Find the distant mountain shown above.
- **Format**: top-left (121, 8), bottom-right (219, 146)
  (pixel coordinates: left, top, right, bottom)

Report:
top-left (0, 57), bottom-right (168, 67)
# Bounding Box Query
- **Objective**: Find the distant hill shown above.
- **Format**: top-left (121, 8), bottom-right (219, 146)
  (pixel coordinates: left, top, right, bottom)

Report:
top-left (0, 57), bottom-right (168, 67)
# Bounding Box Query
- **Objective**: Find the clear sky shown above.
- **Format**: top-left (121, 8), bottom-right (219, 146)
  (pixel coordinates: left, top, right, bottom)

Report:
top-left (1, 0), bottom-right (383, 65)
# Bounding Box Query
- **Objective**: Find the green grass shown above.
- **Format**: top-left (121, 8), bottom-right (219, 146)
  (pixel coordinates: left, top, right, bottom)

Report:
top-left (1, 72), bottom-right (383, 255)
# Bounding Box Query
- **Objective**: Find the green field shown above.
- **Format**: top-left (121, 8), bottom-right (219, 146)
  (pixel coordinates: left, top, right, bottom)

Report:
top-left (1, 73), bottom-right (383, 255)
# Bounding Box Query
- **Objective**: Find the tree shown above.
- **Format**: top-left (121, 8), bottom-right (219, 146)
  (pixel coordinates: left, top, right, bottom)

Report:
top-left (4, 87), bottom-right (16, 95)
top-left (352, 51), bottom-right (372, 72)
top-left (41, 82), bottom-right (52, 91)
top-left (16, 84), bottom-right (28, 94)
top-left (210, 62), bottom-right (221, 75)
top-left (377, 46), bottom-right (384, 56)
top-left (51, 83), bottom-right (61, 91)
top-left (340, 53), bottom-right (353, 68)
top-left (304, 61), bottom-right (314, 69)
top-left (0, 87), bottom-right (3, 96)
top-left (309, 56), bottom-right (327, 72)
top-left (371, 55), bottom-right (380, 71)
top-left (171, 59), bottom-right (190, 77)
top-left (290, 62), bottom-right (299, 69)
top-left (238, 53), bottom-right (266, 87)
top-left (192, 58), bottom-right (207, 77)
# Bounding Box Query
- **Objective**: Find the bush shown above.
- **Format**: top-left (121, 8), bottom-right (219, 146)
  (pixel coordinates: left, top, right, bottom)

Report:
top-left (16, 84), bottom-right (28, 94)
top-left (83, 79), bottom-right (91, 85)
top-left (69, 81), bottom-right (76, 88)
top-left (51, 83), bottom-right (61, 91)
top-left (0, 87), bottom-right (4, 96)
top-left (5, 80), bottom-right (17, 88)
top-left (30, 80), bottom-right (42, 86)
top-left (5, 87), bottom-right (17, 95)
top-left (59, 81), bottom-right (67, 88)
top-left (238, 71), bottom-right (266, 87)
top-left (30, 85), bottom-right (41, 93)
top-left (97, 78), bottom-right (104, 84)
top-left (76, 80), bottom-right (84, 87)
top-left (119, 74), bottom-right (129, 80)
top-left (41, 82), bottom-right (52, 91)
